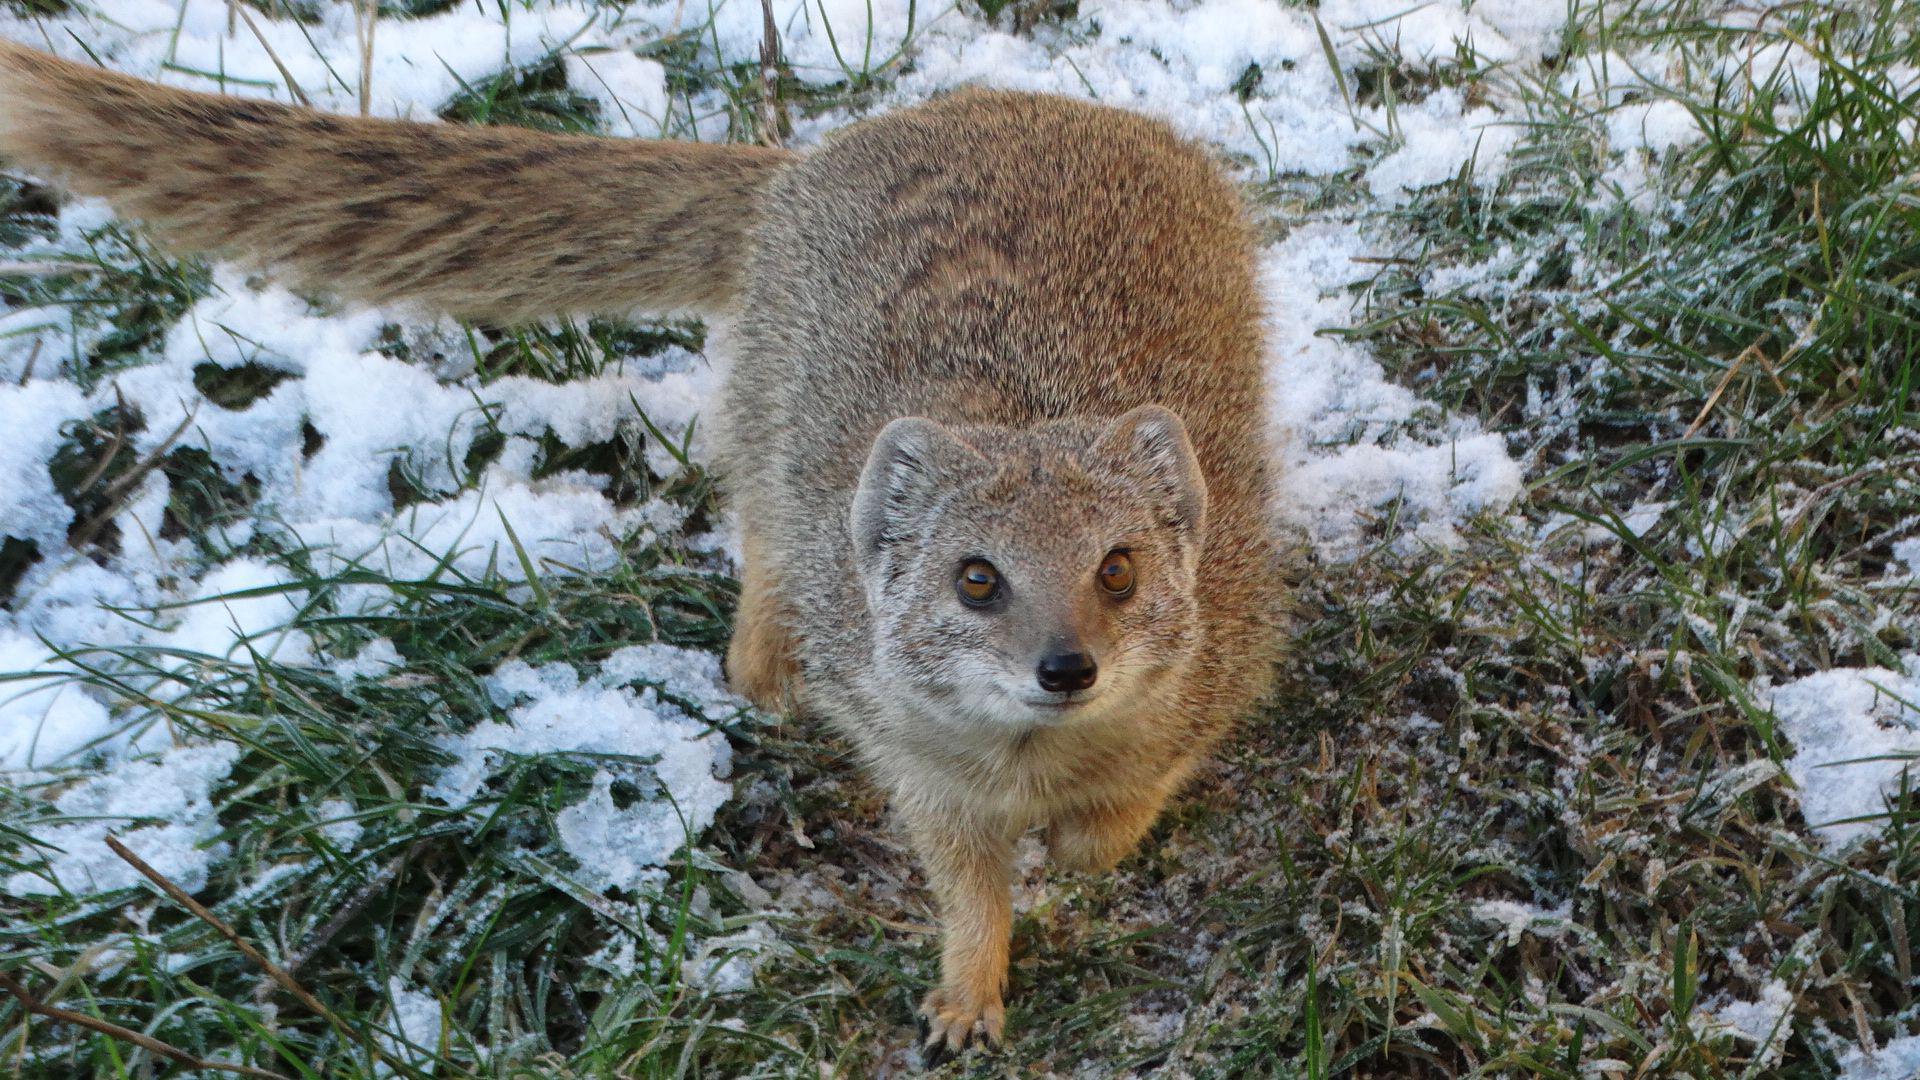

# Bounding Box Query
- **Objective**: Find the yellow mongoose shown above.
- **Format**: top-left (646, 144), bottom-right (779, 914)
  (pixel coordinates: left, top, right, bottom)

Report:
top-left (0, 40), bottom-right (1285, 1055)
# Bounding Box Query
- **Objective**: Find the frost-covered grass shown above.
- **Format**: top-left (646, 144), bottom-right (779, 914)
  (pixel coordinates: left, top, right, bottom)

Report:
top-left (3, 0), bottom-right (1919, 1076)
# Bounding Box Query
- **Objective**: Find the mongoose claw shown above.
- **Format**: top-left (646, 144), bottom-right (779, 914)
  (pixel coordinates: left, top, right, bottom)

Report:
top-left (917, 988), bottom-right (1004, 1064)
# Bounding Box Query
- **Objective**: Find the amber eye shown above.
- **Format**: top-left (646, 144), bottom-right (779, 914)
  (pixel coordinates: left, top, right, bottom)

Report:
top-left (957, 560), bottom-right (1001, 606)
top-left (1097, 551), bottom-right (1136, 597)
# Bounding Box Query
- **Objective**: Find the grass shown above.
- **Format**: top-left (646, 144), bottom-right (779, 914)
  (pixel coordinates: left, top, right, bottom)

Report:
top-left (4, 0), bottom-right (1920, 1076)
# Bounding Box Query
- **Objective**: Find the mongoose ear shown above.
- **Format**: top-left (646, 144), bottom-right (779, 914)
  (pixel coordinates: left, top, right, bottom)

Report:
top-left (1097, 405), bottom-right (1208, 536)
top-left (850, 417), bottom-right (984, 576)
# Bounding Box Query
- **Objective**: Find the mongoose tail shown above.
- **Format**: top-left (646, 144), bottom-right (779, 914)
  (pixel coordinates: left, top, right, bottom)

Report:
top-left (0, 40), bottom-right (796, 321)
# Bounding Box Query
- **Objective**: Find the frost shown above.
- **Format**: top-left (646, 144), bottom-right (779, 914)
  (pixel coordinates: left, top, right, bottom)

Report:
top-left (1471, 899), bottom-right (1571, 947)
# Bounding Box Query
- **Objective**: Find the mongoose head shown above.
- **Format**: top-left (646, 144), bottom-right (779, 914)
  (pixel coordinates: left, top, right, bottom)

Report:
top-left (850, 405), bottom-right (1208, 728)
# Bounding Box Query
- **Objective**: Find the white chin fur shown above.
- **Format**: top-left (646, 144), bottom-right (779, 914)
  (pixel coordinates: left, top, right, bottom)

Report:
top-left (949, 678), bottom-right (1123, 728)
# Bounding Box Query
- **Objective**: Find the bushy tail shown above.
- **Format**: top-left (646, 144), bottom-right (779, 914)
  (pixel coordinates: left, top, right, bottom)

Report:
top-left (0, 40), bottom-right (795, 321)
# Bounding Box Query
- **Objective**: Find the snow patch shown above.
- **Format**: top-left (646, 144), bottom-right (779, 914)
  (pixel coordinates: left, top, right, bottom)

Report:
top-left (1764, 660), bottom-right (1920, 849)
top-left (0, 380), bottom-right (87, 552)
top-left (1472, 899), bottom-right (1571, 947)
top-left (428, 654), bottom-right (736, 894)
top-left (1708, 979), bottom-right (1794, 1068)
top-left (0, 631), bottom-right (114, 770)
top-left (6, 742), bottom-right (239, 896)
top-left (1836, 1035), bottom-right (1920, 1080)
top-left (1368, 92), bottom-right (1524, 203)
top-left (1262, 223), bottom-right (1525, 555)
top-left (380, 979), bottom-right (445, 1074)
top-left (158, 559), bottom-right (314, 667)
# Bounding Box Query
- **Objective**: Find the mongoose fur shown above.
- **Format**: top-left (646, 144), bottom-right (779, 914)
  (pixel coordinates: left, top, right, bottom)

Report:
top-left (0, 40), bottom-right (1286, 1056)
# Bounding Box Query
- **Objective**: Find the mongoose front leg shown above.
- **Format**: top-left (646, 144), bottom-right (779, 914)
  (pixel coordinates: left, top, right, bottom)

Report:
top-left (906, 809), bottom-right (1016, 1058)
top-left (1046, 782), bottom-right (1180, 875)
top-left (725, 529), bottom-right (801, 711)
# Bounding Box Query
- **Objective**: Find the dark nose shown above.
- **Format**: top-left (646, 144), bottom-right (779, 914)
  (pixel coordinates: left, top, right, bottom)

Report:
top-left (1036, 651), bottom-right (1098, 693)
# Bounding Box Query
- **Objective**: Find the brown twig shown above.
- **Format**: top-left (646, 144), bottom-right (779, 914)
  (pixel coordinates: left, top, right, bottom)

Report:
top-left (234, 3), bottom-right (313, 107)
top-left (106, 835), bottom-right (342, 1024)
top-left (757, 0), bottom-right (787, 147)
top-left (0, 970), bottom-right (290, 1080)
top-left (17, 337), bottom-right (41, 385)
top-left (1682, 341), bottom-right (1762, 439)
top-left (259, 847), bottom-right (412, 1001)
top-left (354, 0), bottom-right (375, 116)
top-left (65, 403), bottom-right (198, 553)
top-left (70, 392), bottom-right (133, 496)
top-left (104, 835), bottom-right (417, 1075)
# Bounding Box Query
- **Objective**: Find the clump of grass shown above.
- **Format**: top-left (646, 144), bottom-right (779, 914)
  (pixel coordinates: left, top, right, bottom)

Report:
top-left (1, 435), bottom-right (779, 1075)
top-left (193, 362), bottom-right (294, 410)
top-left (0, 216), bottom-right (210, 389)
top-left (467, 317), bottom-right (705, 385)
top-left (440, 57), bottom-right (601, 134)
top-left (1223, 0), bottom-right (1920, 1074)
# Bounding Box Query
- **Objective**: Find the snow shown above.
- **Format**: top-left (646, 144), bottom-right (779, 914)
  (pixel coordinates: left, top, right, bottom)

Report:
top-left (0, 630), bottom-right (114, 769)
top-left (487, 356), bottom-right (721, 472)
top-left (1835, 1035), bottom-right (1920, 1080)
top-left (565, 49), bottom-right (671, 139)
top-left (1764, 661), bottom-right (1920, 849)
top-left (158, 558), bottom-right (314, 667)
top-left (1471, 899), bottom-right (1571, 947)
top-left (1263, 222), bottom-right (1526, 553)
top-left (2, 0), bottom-right (612, 120)
top-left (427, 654), bottom-right (737, 893)
top-left (1708, 979), bottom-right (1794, 1068)
top-left (6, 742), bottom-right (239, 896)
top-left (1608, 99), bottom-right (1702, 154)
top-left (1367, 91), bottom-right (1524, 203)
top-left (1892, 536), bottom-right (1920, 578)
top-left (380, 979), bottom-right (445, 1074)
top-left (292, 481), bottom-right (675, 591)
top-left (0, 379), bottom-right (85, 552)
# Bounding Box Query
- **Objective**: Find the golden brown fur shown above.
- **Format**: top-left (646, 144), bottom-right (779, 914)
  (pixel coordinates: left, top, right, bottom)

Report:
top-left (0, 44), bottom-right (1283, 1059)
top-left (0, 40), bottom-right (792, 321)
top-left (716, 92), bottom-right (1283, 1053)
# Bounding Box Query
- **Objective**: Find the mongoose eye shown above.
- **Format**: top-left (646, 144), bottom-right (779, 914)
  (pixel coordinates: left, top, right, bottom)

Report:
top-left (957, 560), bottom-right (1002, 606)
top-left (1097, 550), bottom-right (1135, 597)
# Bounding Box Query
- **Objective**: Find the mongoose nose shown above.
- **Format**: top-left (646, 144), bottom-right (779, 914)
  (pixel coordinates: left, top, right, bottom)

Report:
top-left (1036, 651), bottom-right (1098, 693)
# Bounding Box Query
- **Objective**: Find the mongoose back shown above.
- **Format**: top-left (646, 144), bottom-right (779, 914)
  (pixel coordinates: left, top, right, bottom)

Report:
top-left (0, 40), bottom-right (1285, 1057)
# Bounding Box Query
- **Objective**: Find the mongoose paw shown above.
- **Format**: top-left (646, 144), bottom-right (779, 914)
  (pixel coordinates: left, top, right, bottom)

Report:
top-left (917, 987), bottom-right (1004, 1064)
top-left (722, 633), bottom-right (801, 712)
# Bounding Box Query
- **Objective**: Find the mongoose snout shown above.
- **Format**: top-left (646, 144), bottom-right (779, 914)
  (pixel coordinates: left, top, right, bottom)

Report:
top-left (1034, 648), bottom-right (1098, 693)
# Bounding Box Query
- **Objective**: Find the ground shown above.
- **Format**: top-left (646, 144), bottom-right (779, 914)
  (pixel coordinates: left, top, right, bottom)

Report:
top-left (1, 0), bottom-right (1918, 1077)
